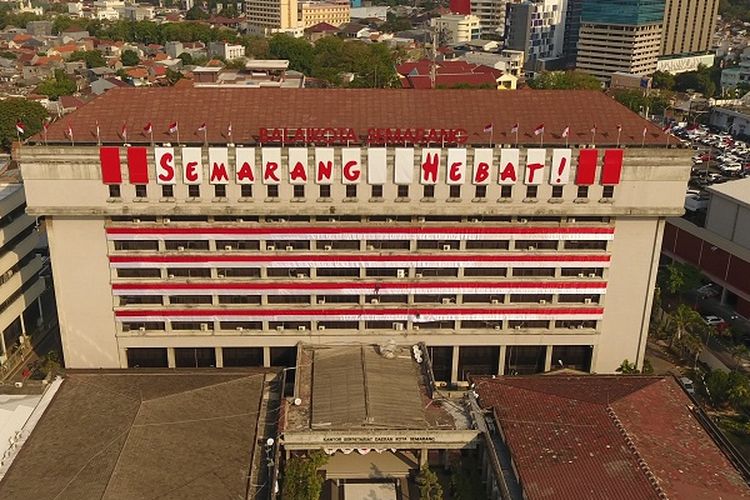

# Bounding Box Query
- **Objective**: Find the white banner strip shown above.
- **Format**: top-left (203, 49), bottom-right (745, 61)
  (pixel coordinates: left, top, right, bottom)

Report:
top-left (117, 312), bottom-right (603, 322)
top-left (113, 286), bottom-right (606, 296)
top-left (110, 259), bottom-right (611, 269)
top-left (107, 232), bottom-right (613, 242)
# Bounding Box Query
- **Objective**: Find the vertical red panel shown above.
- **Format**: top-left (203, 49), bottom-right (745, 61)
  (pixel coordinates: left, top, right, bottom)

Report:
top-left (601, 149), bottom-right (624, 185)
top-left (575, 149), bottom-right (598, 185)
top-left (99, 147), bottom-right (122, 184)
top-left (127, 147), bottom-right (149, 184)
top-left (449, 0), bottom-right (470, 14)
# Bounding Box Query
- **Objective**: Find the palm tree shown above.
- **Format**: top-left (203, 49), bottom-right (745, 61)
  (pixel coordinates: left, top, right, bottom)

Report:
top-left (668, 304), bottom-right (704, 349)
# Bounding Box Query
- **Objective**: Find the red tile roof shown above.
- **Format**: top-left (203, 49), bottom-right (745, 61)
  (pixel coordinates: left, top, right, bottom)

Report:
top-left (36, 87), bottom-right (669, 146)
top-left (474, 376), bottom-right (750, 500)
top-left (307, 22), bottom-right (339, 32)
top-left (398, 59), bottom-right (505, 89)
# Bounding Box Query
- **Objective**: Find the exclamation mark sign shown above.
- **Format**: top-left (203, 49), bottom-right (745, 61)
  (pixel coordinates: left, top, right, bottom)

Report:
top-left (556, 156), bottom-right (567, 183)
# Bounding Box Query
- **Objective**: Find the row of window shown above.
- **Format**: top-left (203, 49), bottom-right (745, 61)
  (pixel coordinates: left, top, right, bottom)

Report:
top-left (114, 267), bottom-right (606, 279)
top-left (112, 239), bottom-right (609, 252)
top-left (109, 183), bottom-right (615, 201)
top-left (117, 293), bottom-right (602, 306)
top-left (121, 319), bottom-right (598, 332)
top-left (108, 215), bottom-right (611, 224)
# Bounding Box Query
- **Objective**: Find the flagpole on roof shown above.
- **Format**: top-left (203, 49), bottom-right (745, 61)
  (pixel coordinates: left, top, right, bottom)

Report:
top-left (176, 122), bottom-right (180, 146)
top-left (616, 124), bottom-right (622, 148)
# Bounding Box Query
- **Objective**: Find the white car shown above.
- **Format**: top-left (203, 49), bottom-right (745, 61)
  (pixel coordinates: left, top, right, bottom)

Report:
top-left (702, 315), bottom-right (726, 328)
top-left (679, 377), bottom-right (695, 395)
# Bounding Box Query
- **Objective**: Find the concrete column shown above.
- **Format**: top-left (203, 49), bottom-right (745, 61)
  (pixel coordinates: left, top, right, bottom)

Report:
top-left (167, 347), bottom-right (176, 368)
top-left (19, 313), bottom-right (26, 338)
top-left (215, 347), bottom-right (223, 368)
top-left (721, 286), bottom-right (729, 305)
top-left (419, 448), bottom-right (428, 468)
top-left (37, 297), bottom-right (44, 323)
top-left (498, 345), bottom-right (507, 375)
top-left (544, 345), bottom-right (553, 372)
top-left (451, 345), bottom-right (460, 383)
top-left (0, 330), bottom-right (7, 357)
top-left (263, 346), bottom-right (271, 368)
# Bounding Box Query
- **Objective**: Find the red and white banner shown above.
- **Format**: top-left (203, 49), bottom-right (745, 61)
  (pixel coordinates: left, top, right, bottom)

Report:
top-left (472, 148), bottom-right (493, 185)
top-left (155, 147), bottom-right (176, 185)
top-left (550, 149), bottom-right (572, 186)
top-left (181, 147), bottom-right (203, 185)
top-left (446, 148), bottom-right (466, 185)
top-left (524, 149), bottom-right (546, 185)
top-left (109, 253), bottom-right (611, 269)
top-left (115, 306), bottom-right (604, 323)
top-left (261, 148), bottom-right (281, 185)
top-left (105, 225), bottom-right (614, 241)
top-left (208, 147), bottom-right (230, 185)
top-left (394, 148), bottom-right (414, 184)
top-left (235, 147), bottom-right (256, 184)
top-left (420, 148), bottom-right (441, 185)
top-left (112, 280), bottom-right (607, 296)
top-left (341, 148), bottom-right (362, 184)
top-left (315, 147), bottom-right (335, 185)
top-left (367, 148), bottom-right (387, 184)
top-left (288, 148), bottom-right (308, 184)
top-left (499, 149), bottom-right (519, 185)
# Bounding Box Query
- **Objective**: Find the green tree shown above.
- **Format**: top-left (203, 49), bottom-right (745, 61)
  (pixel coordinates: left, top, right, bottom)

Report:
top-left (616, 359), bottom-right (639, 374)
top-left (416, 466), bottom-right (443, 500)
top-left (705, 370), bottom-right (750, 408)
top-left (662, 261), bottom-right (702, 295)
top-left (36, 69), bottom-right (76, 100)
top-left (731, 344), bottom-right (749, 364)
top-left (177, 52), bottom-right (193, 66)
top-left (120, 49), bottom-right (140, 66)
top-left (381, 12), bottom-right (412, 33)
top-left (674, 64), bottom-right (716, 97)
top-left (282, 451), bottom-right (328, 500)
top-left (0, 50), bottom-right (16, 60)
top-left (243, 35), bottom-right (269, 59)
top-left (165, 68), bottom-right (183, 85)
top-left (528, 70), bottom-right (602, 90)
top-left (185, 5), bottom-right (209, 20)
top-left (651, 70), bottom-right (675, 90)
top-left (668, 304), bottom-right (703, 349)
top-left (269, 34), bottom-right (314, 75)
top-left (69, 50), bottom-right (106, 68)
top-left (0, 98), bottom-right (47, 151)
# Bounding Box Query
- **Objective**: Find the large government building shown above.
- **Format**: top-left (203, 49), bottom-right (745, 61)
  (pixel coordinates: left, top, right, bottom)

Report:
top-left (18, 88), bottom-right (690, 380)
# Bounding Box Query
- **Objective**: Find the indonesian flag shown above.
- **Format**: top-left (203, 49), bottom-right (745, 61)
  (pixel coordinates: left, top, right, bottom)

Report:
top-left (227, 122), bottom-right (232, 137)
top-left (616, 123), bottom-right (622, 132)
top-left (42, 120), bottom-right (49, 133)
top-left (197, 122), bottom-right (206, 133)
top-left (65, 124), bottom-right (73, 138)
top-left (510, 123), bottom-right (519, 134)
top-left (590, 124), bottom-right (597, 134)
top-left (561, 126), bottom-right (569, 138)
top-left (483, 123), bottom-right (493, 133)
top-left (533, 123), bottom-right (544, 136)
top-left (95, 119), bottom-right (100, 138)
top-left (168, 122), bottom-right (178, 134)
top-left (143, 122), bottom-right (153, 134)
top-left (120, 122), bottom-right (127, 141)
top-left (662, 123), bottom-right (671, 132)
top-left (642, 126), bottom-right (648, 137)
top-left (15, 121), bottom-right (24, 135)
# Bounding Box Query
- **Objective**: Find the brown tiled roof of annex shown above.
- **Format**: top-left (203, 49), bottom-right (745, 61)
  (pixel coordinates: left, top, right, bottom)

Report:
top-left (473, 376), bottom-right (750, 500)
top-left (34, 87), bottom-right (669, 146)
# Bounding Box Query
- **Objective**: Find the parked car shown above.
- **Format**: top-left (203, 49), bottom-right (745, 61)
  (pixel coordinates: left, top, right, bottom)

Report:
top-left (696, 284), bottom-right (719, 298)
top-left (679, 377), bottom-right (695, 395)
top-left (702, 315), bottom-right (728, 332)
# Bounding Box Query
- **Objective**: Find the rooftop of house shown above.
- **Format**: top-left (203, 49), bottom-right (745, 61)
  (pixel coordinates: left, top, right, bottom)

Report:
top-left (35, 87), bottom-right (668, 146)
top-left (0, 370), bottom-right (272, 499)
top-left (474, 375), bottom-right (750, 500)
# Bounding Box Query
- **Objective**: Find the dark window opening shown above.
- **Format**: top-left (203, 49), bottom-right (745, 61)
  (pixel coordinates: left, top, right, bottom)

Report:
top-left (126, 348), bottom-right (167, 368)
top-left (214, 185), bottom-right (226, 198)
top-left (345, 185), bottom-right (357, 198)
top-left (293, 185), bottom-right (305, 198)
top-left (458, 346), bottom-right (500, 381)
top-left (505, 346), bottom-right (546, 375)
top-left (162, 185), bottom-right (174, 197)
top-left (423, 185), bottom-right (435, 198)
top-left (268, 185), bottom-right (279, 198)
top-left (109, 185), bottom-right (121, 198)
top-left (397, 185), bottom-right (409, 198)
top-left (449, 185), bottom-right (461, 198)
top-left (175, 347), bottom-right (216, 368)
top-left (319, 185), bottom-right (331, 198)
top-left (135, 185), bottom-right (147, 198)
top-left (223, 347), bottom-right (263, 367)
top-left (475, 185), bottom-right (487, 198)
top-left (188, 185), bottom-right (200, 198)
top-left (371, 185), bottom-right (383, 198)
top-left (241, 184), bottom-right (253, 198)
top-left (551, 186), bottom-right (563, 198)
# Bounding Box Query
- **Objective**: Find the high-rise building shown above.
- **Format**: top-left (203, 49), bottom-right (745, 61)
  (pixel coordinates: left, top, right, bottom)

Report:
top-left (0, 169), bottom-right (49, 365)
top-left (576, 0), bottom-right (664, 81)
top-left (299, 0), bottom-right (350, 28)
top-left (432, 14), bottom-right (482, 44)
top-left (244, 0), bottom-right (299, 35)
top-left (19, 88), bottom-right (690, 379)
top-left (504, 0), bottom-right (567, 72)
top-left (661, 0), bottom-right (719, 56)
top-left (470, 0), bottom-right (509, 38)
top-left (561, 0), bottom-right (583, 67)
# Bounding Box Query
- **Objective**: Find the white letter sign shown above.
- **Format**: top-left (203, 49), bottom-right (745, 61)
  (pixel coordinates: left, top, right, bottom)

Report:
top-left (549, 148), bottom-right (572, 185)
top-left (367, 148), bottom-right (387, 185)
top-left (155, 147), bottom-right (175, 185)
top-left (499, 149), bottom-right (519, 185)
top-left (394, 148), bottom-right (414, 184)
top-left (261, 148), bottom-right (281, 185)
top-left (208, 147), bottom-right (229, 185)
top-left (288, 147), bottom-right (308, 185)
top-left (315, 147), bottom-right (334, 185)
top-left (524, 148), bottom-right (546, 185)
top-left (181, 147), bottom-right (203, 185)
top-left (235, 148), bottom-right (255, 184)
top-left (472, 148), bottom-right (493, 185)
top-left (341, 148), bottom-right (362, 184)
top-left (446, 148), bottom-right (466, 185)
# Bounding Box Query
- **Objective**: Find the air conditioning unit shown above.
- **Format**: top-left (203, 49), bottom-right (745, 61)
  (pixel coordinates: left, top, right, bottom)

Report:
top-left (397, 269), bottom-right (406, 279)
top-left (296, 273), bottom-right (306, 279)
top-left (584, 298), bottom-right (592, 304)
top-left (514, 325), bottom-right (521, 330)
top-left (577, 273), bottom-right (585, 278)
top-left (491, 299), bottom-right (499, 304)
top-left (539, 299), bottom-right (547, 304)
top-left (200, 323), bottom-right (209, 331)
top-left (318, 298), bottom-right (326, 305)
top-left (366, 245), bottom-right (375, 251)
top-left (133, 218), bottom-right (141, 223)
top-left (577, 324), bottom-right (585, 329)
top-left (276, 325), bottom-right (285, 331)
top-left (267, 245), bottom-right (276, 251)
top-left (589, 273), bottom-right (597, 278)
top-left (318, 325), bottom-right (326, 331)
top-left (442, 245), bottom-right (451, 251)
top-left (285, 245), bottom-right (294, 251)
top-left (569, 217), bottom-right (576, 223)
top-left (278, 218), bottom-right (287, 223)
top-left (323, 245), bottom-right (332, 251)
top-left (519, 218), bottom-right (528, 224)
top-left (393, 322), bottom-right (404, 331)
top-left (441, 298), bottom-right (453, 304)
top-left (471, 218), bottom-right (480, 223)
top-left (217, 273), bottom-right (225, 279)
top-left (527, 246), bottom-right (535, 251)
top-left (224, 245), bottom-right (233, 251)
top-left (236, 327), bottom-right (244, 332)
top-left (413, 325), bottom-right (420, 331)
top-left (417, 217), bottom-right (426, 223)
top-left (237, 218), bottom-right (244, 223)
top-left (163, 217), bottom-right (171, 224)
top-left (297, 325), bottom-right (306, 331)
top-left (168, 274), bottom-right (175, 279)
top-left (415, 273), bottom-right (423, 279)
top-left (371, 298), bottom-right (380, 304)
top-left (386, 218), bottom-right (394, 223)
top-left (494, 325), bottom-right (501, 330)
top-left (177, 246), bottom-right (185, 252)
top-left (138, 326), bottom-right (146, 332)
